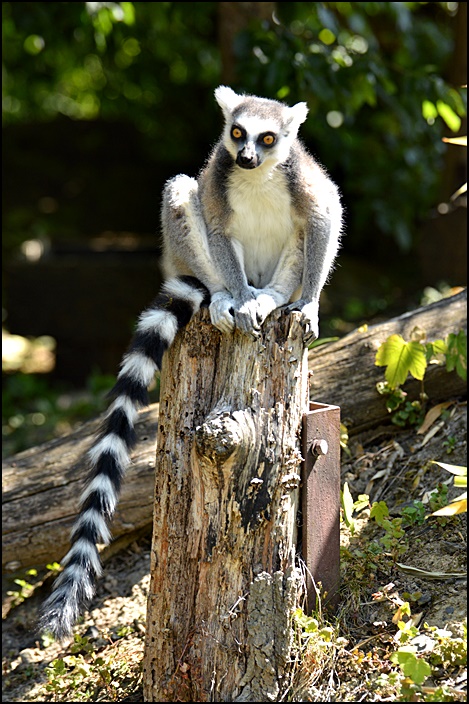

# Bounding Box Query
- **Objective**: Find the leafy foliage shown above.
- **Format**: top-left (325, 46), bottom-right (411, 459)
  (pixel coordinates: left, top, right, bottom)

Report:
top-left (375, 327), bottom-right (467, 427)
top-left (236, 1), bottom-right (467, 252)
top-left (376, 328), bottom-right (467, 391)
top-left (6, 568), bottom-right (38, 608)
top-left (45, 633), bottom-right (143, 701)
top-left (2, 2), bottom-right (467, 255)
top-left (338, 478), bottom-right (466, 701)
top-left (390, 646), bottom-right (432, 685)
top-left (2, 2), bottom-right (220, 135)
top-left (375, 334), bottom-right (427, 387)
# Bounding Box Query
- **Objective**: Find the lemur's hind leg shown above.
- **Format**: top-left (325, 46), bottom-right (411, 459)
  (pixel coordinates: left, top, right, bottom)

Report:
top-left (161, 174), bottom-right (236, 333)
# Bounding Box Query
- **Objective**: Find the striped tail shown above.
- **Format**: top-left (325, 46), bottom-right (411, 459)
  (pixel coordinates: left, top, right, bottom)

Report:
top-left (39, 276), bottom-right (210, 640)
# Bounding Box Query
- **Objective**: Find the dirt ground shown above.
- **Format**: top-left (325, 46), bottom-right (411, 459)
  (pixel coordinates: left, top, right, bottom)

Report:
top-left (2, 401), bottom-right (467, 702)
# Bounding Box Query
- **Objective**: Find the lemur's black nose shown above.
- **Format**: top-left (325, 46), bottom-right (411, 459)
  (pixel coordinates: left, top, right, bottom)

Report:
top-left (236, 149), bottom-right (258, 169)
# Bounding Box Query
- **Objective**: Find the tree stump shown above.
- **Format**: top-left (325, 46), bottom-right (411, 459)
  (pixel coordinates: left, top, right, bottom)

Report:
top-left (143, 307), bottom-right (309, 702)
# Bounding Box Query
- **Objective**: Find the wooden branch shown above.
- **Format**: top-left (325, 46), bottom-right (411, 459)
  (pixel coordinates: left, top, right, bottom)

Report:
top-left (309, 290), bottom-right (467, 434)
top-left (143, 307), bottom-right (309, 702)
top-left (2, 404), bottom-right (159, 572)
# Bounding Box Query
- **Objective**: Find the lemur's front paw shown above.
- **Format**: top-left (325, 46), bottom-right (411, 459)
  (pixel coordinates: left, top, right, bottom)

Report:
top-left (253, 289), bottom-right (284, 326)
top-left (234, 289), bottom-right (286, 336)
top-left (210, 293), bottom-right (236, 333)
top-left (284, 299), bottom-right (319, 343)
top-left (234, 297), bottom-right (263, 337)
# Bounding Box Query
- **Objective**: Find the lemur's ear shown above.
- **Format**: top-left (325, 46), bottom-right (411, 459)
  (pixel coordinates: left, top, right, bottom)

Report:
top-left (215, 85), bottom-right (244, 120)
top-left (284, 102), bottom-right (309, 131)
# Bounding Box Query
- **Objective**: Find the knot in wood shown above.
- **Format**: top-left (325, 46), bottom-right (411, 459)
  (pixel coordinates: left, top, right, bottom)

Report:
top-left (195, 411), bottom-right (249, 462)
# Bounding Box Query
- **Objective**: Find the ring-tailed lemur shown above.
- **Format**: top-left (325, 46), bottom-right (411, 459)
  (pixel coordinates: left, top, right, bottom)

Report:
top-left (40, 86), bottom-right (342, 640)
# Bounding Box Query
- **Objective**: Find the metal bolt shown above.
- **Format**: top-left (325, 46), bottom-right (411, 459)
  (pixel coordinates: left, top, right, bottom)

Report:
top-left (311, 438), bottom-right (328, 456)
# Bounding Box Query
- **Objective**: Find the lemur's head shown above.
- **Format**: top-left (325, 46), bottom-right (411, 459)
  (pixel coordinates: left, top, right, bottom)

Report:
top-left (215, 86), bottom-right (308, 170)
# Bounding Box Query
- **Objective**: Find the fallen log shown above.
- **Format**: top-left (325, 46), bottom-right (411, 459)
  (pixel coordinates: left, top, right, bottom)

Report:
top-left (309, 290), bottom-right (467, 433)
top-left (2, 404), bottom-right (159, 572)
top-left (3, 291), bottom-right (466, 572)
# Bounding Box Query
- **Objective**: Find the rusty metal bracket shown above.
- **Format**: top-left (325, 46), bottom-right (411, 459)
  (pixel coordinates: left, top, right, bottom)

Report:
top-left (302, 401), bottom-right (341, 611)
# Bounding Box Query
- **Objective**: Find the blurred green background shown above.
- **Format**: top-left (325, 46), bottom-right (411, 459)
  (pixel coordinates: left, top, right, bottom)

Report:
top-left (2, 2), bottom-right (467, 456)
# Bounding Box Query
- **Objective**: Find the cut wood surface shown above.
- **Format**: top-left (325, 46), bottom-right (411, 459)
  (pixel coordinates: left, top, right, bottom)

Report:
top-left (309, 290), bottom-right (467, 434)
top-left (2, 404), bottom-right (159, 572)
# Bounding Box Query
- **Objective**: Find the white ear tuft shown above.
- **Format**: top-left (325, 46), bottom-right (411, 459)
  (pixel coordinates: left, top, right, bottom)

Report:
top-left (285, 101), bottom-right (309, 130)
top-left (214, 85), bottom-right (244, 117)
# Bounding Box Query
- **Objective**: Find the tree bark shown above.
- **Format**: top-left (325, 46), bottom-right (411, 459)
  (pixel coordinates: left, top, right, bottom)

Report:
top-left (2, 405), bottom-right (159, 572)
top-left (142, 307), bottom-right (309, 702)
top-left (309, 290), bottom-right (467, 434)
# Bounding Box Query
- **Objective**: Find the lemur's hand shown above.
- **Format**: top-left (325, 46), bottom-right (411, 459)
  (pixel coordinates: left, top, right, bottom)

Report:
top-left (233, 292), bottom-right (263, 338)
top-left (234, 288), bottom-right (288, 337)
top-left (211, 288), bottom-right (289, 338)
top-left (252, 288), bottom-right (287, 325)
top-left (209, 291), bottom-right (236, 333)
top-left (284, 299), bottom-right (319, 344)
top-left (210, 290), bottom-right (263, 337)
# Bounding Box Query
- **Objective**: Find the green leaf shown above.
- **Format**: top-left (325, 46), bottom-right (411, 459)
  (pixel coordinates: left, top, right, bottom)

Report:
top-left (120, 2), bottom-right (135, 25)
top-left (96, 7), bottom-right (114, 36)
top-left (370, 500), bottom-right (389, 526)
top-left (390, 648), bottom-right (431, 684)
top-left (23, 34), bottom-right (45, 55)
top-left (428, 338), bottom-right (447, 358)
top-left (437, 100), bottom-right (462, 132)
top-left (46, 562), bottom-right (61, 572)
top-left (353, 494), bottom-right (370, 513)
top-left (319, 626), bottom-right (334, 641)
top-left (293, 607), bottom-right (319, 632)
top-left (445, 330), bottom-right (467, 381)
top-left (50, 658), bottom-right (67, 675)
top-left (375, 335), bottom-right (427, 388)
top-left (304, 617), bottom-right (319, 633)
top-left (422, 100), bottom-right (438, 121)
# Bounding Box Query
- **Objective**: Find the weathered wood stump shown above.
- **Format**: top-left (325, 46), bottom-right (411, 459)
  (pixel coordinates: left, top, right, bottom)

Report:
top-left (142, 307), bottom-right (309, 702)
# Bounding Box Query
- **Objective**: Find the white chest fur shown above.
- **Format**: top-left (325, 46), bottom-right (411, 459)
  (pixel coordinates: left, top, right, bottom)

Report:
top-left (227, 168), bottom-right (296, 288)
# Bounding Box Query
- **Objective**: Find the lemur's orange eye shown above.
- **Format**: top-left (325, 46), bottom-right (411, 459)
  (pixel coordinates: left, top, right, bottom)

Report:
top-left (232, 127), bottom-right (242, 139)
top-left (262, 134), bottom-right (275, 146)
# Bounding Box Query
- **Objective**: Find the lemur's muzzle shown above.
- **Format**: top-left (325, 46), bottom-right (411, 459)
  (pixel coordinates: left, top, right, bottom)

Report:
top-left (236, 144), bottom-right (259, 169)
